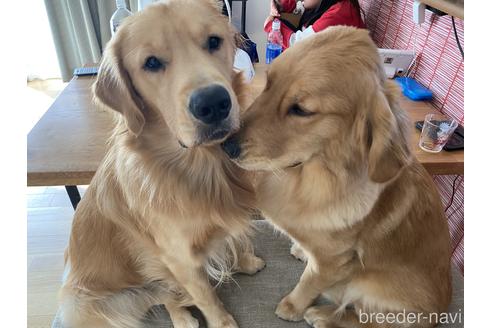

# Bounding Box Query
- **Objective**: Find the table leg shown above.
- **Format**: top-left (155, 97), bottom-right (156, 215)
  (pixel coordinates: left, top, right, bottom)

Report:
top-left (65, 185), bottom-right (81, 210)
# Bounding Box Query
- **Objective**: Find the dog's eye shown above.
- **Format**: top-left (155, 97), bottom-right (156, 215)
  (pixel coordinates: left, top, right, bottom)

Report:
top-left (287, 104), bottom-right (315, 117)
top-left (207, 36), bottom-right (222, 52)
top-left (143, 56), bottom-right (164, 72)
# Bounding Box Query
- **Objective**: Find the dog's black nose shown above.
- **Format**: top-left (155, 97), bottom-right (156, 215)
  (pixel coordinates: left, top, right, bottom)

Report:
top-left (189, 85), bottom-right (231, 124)
top-left (221, 136), bottom-right (241, 159)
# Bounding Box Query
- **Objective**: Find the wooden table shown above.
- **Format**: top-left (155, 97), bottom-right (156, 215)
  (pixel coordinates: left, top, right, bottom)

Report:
top-left (27, 65), bottom-right (463, 208)
top-left (27, 75), bottom-right (112, 208)
top-left (420, 0), bottom-right (463, 20)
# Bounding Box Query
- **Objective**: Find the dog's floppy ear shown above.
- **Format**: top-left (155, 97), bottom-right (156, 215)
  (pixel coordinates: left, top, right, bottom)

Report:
top-left (366, 89), bottom-right (410, 183)
top-left (93, 36), bottom-right (145, 136)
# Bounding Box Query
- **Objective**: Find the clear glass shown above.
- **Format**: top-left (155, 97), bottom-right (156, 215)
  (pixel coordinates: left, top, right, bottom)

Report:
top-left (419, 113), bottom-right (458, 153)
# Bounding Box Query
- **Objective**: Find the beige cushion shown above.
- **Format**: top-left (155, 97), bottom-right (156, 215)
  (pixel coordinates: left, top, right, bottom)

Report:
top-left (52, 220), bottom-right (464, 327)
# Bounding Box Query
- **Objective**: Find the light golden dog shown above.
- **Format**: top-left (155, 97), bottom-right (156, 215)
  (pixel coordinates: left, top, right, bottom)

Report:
top-left (222, 26), bottom-right (452, 327)
top-left (58, 1), bottom-right (265, 327)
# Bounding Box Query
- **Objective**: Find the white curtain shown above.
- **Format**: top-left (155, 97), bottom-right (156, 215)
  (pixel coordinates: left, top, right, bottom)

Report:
top-left (44, 0), bottom-right (139, 81)
top-left (27, 1), bottom-right (61, 80)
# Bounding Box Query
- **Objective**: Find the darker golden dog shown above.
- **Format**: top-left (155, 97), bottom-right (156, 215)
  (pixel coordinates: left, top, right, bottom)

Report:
top-left (223, 26), bottom-right (452, 327)
top-left (58, 1), bottom-right (265, 327)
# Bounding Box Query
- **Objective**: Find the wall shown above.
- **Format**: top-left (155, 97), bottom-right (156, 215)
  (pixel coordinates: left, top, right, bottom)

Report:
top-left (232, 0), bottom-right (270, 63)
top-left (363, 0), bottom-right (465, 273)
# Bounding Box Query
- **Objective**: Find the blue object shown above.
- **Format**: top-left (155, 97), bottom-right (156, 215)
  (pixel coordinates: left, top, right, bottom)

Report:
top-left (265, 43), bottom-right (282, 64)
top-left (394, 77), bottom-right (433, 101)
top-left (240, 33), bottom-right (259, 63)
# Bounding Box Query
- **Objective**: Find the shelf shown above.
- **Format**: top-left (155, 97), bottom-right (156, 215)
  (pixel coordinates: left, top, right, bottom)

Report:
top-left (420, 0), bottom-right (464, 19)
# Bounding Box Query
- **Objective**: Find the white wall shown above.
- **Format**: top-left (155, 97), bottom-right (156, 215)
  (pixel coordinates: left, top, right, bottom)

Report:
top-left (231, 0), bottom-right (270, 63)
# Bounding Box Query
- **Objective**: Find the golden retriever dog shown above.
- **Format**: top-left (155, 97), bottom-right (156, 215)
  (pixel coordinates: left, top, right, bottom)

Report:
top-left (58, 1), bottom-right (265, 327)
top-left (222, 26), bottom-right (452, 327)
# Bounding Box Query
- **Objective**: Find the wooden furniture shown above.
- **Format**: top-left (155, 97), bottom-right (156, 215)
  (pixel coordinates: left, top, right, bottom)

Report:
top-left (27, 65), bottom-right (463, 209)
top-left (398, 97), bottom-right (464, 175)
top-left (420, 0), bottom-right (464, 19)
top-left (27, 75), bottom-right (112, 208)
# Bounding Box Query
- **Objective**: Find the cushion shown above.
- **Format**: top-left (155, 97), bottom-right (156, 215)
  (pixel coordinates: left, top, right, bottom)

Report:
top-left (52, 221), bottom-right (463, 327)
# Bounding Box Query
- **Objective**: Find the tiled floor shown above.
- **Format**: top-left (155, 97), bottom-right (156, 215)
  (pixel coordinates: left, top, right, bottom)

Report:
top-left (27, 185), bottom-right (87, 328)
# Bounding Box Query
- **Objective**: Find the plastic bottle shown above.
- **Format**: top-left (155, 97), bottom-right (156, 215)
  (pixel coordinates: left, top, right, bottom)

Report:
top-left (265, 19), bottom-right (283, 64)
top-left (110, 0), bottom-right (133, 36)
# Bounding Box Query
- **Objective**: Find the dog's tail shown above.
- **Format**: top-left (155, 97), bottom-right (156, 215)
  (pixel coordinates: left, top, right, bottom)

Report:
top-left (60, 281), bottom-right (182, 328)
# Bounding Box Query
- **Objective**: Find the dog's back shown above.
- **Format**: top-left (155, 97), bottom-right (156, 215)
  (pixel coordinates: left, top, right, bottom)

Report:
top-left (354, 86), bottom-right (452, 314)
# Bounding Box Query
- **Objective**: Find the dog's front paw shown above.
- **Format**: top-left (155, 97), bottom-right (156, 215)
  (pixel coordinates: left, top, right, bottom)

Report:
top-left (209, 314), bottom-right (239, 328)
top-left (237, 254), bottom-right (266, 275)
top-left (275, 296), bottom-right (305, 322)
top-left (304, 305), bottom-right (337, 327)
top-left (172, 315), bottom-right (199, 328)
top-left (290, 243), bottom-right (308, 262)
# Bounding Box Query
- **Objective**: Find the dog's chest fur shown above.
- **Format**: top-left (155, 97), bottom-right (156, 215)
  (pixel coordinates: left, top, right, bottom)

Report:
top-left (257, 162), bottom-right (383, 235)
top-left (91, 136), bottom-right (255, 273)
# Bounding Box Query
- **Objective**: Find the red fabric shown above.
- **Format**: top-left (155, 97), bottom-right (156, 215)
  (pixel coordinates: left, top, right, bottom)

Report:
top-left (312, 1), bottom-right (366, 32)
top-left (277, 0), bottom-right (297, 13)
top-left (265, 0), bottom-right (365, 50)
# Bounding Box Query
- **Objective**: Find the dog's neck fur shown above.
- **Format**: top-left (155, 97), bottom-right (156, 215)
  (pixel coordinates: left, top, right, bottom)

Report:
top-left (257, 152), bottom-right (384, 234)
top-left (98, 73), bottom-right (255, 235)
